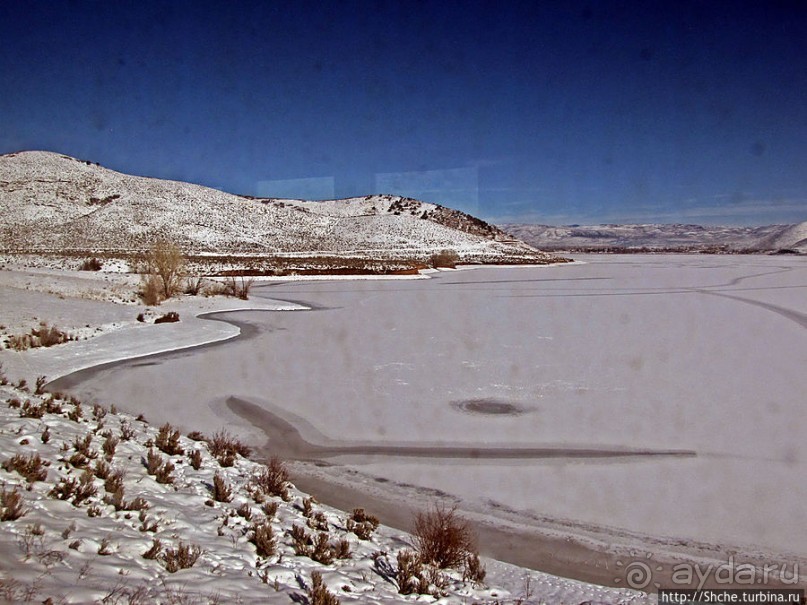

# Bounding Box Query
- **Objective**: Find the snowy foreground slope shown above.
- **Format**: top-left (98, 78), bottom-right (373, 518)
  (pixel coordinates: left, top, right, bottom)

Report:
top-left (0, 382), bottom-right (648, 604)
top-left (0, 151), bottom-right (551, 265)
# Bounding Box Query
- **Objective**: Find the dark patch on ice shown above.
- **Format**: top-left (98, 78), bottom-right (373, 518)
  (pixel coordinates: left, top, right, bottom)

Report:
top-left (451, 398), bottom-right (532, 416)
top-left (227, 396), bottom-right (697, 462)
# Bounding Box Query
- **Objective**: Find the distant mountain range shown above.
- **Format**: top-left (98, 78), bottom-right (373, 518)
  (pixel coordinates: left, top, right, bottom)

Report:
top-left (500, 221), bottom-right (807, 254)
top-left (0, 151), bottom-right (555, 266)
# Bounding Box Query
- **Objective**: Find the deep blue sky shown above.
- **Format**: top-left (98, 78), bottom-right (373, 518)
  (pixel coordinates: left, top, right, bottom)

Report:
top-left (1, 1), bottom-right (805, 225)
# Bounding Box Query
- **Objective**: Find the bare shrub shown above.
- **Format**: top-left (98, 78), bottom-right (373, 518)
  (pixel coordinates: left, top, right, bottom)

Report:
top-left (68, 452), bottom-right (89, 469)
top-left (226, 274), bottom-right (255, 300)
top-left (154, 461), bottom-right (175, 485)
top-left (102, 434), bottom-right (118, 460)
top-left (119, 421), bottom-right (135, 441)
top-left (140, 240), bottom-right (187, 303)
top-left (145, 449), bottom-right (174, 484)
top-left (94, 459), bottom-right (110, 480)
top-left (33, 323), bottom-right (70, 348)
top-left (289, 524), bottom-right (312, 556)
top-left (140, 274), bottom-right (163, 306)
top-left (1, 486), bottom-right (26, 521)
top-left (251, 457), bottom-right (289, 499)
top-left (463, 552), bottom-right (486, 585)
top-left (73, 434), bottom-right (98, 460)
top-left (347, 507), bottom-right (379, 540)
top-left (143, 538), bottom-right (162, 559)
top-left (19, 400), bottom-right (44, 419)
top-left (302, 496), bottom-right (315, 518)
top-left (103, 484), bottom-right (146, 513)
top-left (396, 550), bottom-right (428, 595)
top-left (98, 536), bottom-right (112, 555)
top-left (145, 449), bottom-right (163, 475)
top-left (2, 453), bottom-right (48, 483)
top-left (308, 571), bottom-right (340, 605)
top-left (103, 468), bottom-right (124, 493)
top-left (184, 275), bottom-right (205, 296)
top-left (289, 525), bottom-right (346, 565)
top-left (186, 430), bottom-right (206, 441)
top-left (104, 487), bottom-right (126, 511)
top-left (155, 423), bottom-right (184, 455)
top-left (236, 502), bottom-right (252, 521)
top-left (334, 537), bottom-right (351, 560)
top-left (262, 501), bottom-right (278, 519)
top-left (92, 403), bottom-right (107, 422)
top-left (248, 519), bottom-right (275, 557)
top-left (80, 257), bottom-right (103, 271)
top-left (162, 541), bottom-right (202, 573)
top-left (307, 511), bottom-right (328, 532)
top-left (189, 449), bottom-right (202, 470)
top-left (34, 375), bottom-right (47, 395)
top-left (67, 401), bottom-right (83, 422)
top-left (212, 472), bottom-right (232, 502)
top-left (50, 477), bottom-right (78, 501)
top-left (74, 469), bottom-right (98, 505)
top-left (413, 504), bottom-right (476, 569)
top-left (207, 430), bottom-right (251, 466)
top-left (311, 532), bottom-right (335, 565)
top-left (429, 249), bottom-right (460, 269)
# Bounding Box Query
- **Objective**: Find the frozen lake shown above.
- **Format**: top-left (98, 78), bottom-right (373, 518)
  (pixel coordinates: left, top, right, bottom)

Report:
top-left (57, 255), bottom-right (807, 566)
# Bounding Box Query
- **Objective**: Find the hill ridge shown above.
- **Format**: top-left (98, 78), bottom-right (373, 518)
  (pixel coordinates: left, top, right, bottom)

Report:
top-left (0, 151), bottom-right (554, 265)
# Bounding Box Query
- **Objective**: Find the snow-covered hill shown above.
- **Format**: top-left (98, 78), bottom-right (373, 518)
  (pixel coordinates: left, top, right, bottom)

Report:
top-left (500, 222), bottom-right (806, 253)
top-left (756, 221), bottom-right (807, 251)
top-left (0, 151), bottom-right (553, 264)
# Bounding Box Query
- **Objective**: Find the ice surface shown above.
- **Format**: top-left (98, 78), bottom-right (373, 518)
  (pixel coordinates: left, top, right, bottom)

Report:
top-left (55, 255), bottom-right (807, 562)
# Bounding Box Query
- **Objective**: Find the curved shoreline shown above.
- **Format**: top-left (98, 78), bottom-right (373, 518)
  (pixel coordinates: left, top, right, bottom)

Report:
top-left (225, 395), bottom-right (697, 462)
top-left (48, 310), bottom-right (804, 591)
top-left (40, 265), bottom-right (807, 591)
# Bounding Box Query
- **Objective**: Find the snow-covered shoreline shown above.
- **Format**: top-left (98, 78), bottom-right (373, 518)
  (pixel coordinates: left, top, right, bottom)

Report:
top-left (0, 267), bottom-right (655, 603)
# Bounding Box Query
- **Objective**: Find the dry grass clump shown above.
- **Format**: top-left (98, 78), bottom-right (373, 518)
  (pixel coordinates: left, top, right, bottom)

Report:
top-left (212, 472), bottom-right (232, 502)
top-left (19, 400), bottom-right (45, 419)
top-left (308, 571), bottom-right (340, 605)
top-left (188, 449), bottom-right (203, 470)
top-left (155, 423), bottom-right (184, 455)
top-left (2, 453), bottom-right (48, 483)
top-left (396, 550), bottom-right (429, 595)
top-left (289, 525), bottom-right (350, 564)
top-left (80, 257), bottom-right (103, 271)
top-left (347, 507), bottom-right (379, 540)
top-left (102, 433), bottom-right (118, 461)
top-left (248, 519), bottom-right (276, 557)
top-left (204, 430), bottom-right (251, 467)
top-left (0, 486), bottom-right (26, 521)
top-left (162, 541), bottom-right (202, 573)
top-left (225, 274), bottom-right (255, 300)
top-left (250, 456), bottom-right (289, 500)
top-left (49, 469), bottom-right (97, 505)
top-left (144, 449), bottom-right (174, 485)
top-left (6, 323), bottom-right (71, 351)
